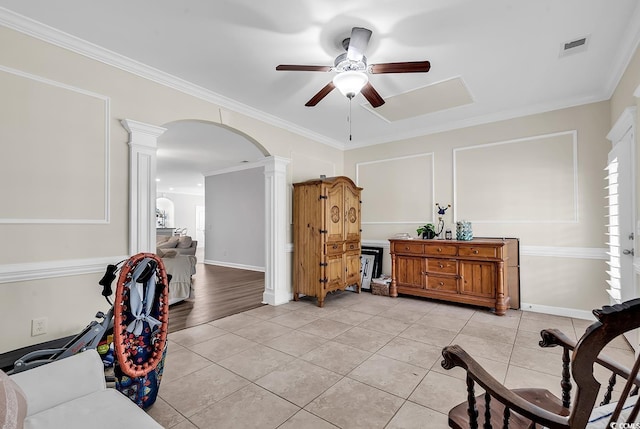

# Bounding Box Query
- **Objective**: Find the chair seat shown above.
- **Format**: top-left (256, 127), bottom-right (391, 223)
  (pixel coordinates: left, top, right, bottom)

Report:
top-left (449, 388), bottom-right (569, 429)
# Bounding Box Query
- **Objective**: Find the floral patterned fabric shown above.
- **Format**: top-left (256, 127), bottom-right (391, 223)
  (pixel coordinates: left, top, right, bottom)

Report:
top-left (114, 344), bottom-right (166, 409)
top-left (113, 253), bottom-right (169, 409)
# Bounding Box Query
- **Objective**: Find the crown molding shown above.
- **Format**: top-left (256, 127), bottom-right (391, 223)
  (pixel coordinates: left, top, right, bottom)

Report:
top-left (2, 6), bottom-right (638, 152)
top-left (203, 160), bottom-right (265, 177)
top-left (604, 2), bottom-right (640, 99)
top-left (0, 7), bottom-right (345, 150)
top-left (348, 93), bottom-right (609, 149)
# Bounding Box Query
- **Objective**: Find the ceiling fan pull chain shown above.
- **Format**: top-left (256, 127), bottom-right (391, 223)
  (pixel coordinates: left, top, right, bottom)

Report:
top-left (349, 97), bottom-right (352, 141)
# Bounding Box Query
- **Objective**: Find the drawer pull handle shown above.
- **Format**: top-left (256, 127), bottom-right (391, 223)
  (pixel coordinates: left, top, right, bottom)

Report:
top-left (333, 245), bottom-right (339, 249)
top-left (437, 248), bottom-right (442, 252)
top-left (473, 250), bottom-right (479, 254)
top-left (438, 263), bottom-right (444, 268)
top-left (405, 246), bottom-right (410, 250)
top-left (349, 244), bottom-right (355, 249)
top-left (438, 281), bottom-right (444, 286)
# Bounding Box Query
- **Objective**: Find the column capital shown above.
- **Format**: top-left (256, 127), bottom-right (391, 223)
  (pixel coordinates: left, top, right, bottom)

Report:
top-left (121, 119), bottom-right (167, 150)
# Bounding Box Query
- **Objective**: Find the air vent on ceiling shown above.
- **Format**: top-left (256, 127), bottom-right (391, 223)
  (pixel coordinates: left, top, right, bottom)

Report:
top-left (559, 35), bottom-right (589, 57)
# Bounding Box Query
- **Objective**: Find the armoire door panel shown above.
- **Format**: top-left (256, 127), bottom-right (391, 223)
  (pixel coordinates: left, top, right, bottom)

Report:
top-left (325, 182), bottom-right (345, 243)
top-left (344, 184), bottom-right (361, 242)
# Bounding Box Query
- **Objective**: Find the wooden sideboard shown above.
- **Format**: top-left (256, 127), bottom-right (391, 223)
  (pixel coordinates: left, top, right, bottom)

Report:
top-left (389, 238), bottom-right (519, 315)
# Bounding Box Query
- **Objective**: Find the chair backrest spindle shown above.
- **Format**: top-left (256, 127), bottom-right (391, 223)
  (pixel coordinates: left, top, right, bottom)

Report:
top-left (502, 406), bottom-right (510, 429)
top-left (484, 392), bottom-right (493, 429)
top-left (467, 374), bottom-right (479, 428)
top-left (607, 350), bottom-right (640, 426)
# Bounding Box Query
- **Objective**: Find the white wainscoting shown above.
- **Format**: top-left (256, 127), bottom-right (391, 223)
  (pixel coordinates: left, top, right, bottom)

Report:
top-left (453, 131), bottom-right (578, 224)
top-left (0, 256), bottom-right (129, 284)
top-left (356, 153), bottom-right (435, 225)
top-left (0, 65), bottom-right (110, 224)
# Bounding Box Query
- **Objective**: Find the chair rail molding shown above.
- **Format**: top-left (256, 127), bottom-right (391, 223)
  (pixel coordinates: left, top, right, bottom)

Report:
top-left (0, 256), bottom-right (129, 284)
top-left (121, 119), bottom-right (167, 255)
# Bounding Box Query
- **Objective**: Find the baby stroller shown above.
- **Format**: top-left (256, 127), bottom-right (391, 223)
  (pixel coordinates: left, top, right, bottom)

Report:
top-left (12, 253), bottom-right (170, 409)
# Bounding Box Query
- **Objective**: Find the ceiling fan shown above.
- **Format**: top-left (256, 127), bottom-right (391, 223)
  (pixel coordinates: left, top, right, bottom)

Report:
top-left (276, 26), bottom-right (431, 108)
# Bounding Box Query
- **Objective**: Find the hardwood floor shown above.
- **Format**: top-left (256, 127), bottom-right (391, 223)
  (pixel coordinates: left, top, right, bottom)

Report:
top-left (167, 263), bottom-right (265, 333)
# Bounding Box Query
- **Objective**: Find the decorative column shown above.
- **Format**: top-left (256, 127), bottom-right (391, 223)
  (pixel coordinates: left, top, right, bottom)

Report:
top-left (121, 119), bottom-right (167, 255)
top-left (262, 156), bottom-right (291, 305)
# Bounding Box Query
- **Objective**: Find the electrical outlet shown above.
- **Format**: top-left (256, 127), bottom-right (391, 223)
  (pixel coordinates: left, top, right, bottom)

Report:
top-left (31, 317), bottom-right (47, 336)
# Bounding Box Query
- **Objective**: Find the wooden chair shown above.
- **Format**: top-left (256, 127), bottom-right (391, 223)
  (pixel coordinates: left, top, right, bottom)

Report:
top-left (441, 298), bottom-right (640, 428)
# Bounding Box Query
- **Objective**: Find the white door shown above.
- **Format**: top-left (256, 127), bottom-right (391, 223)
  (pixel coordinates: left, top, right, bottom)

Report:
top-left (605, 126), bottom-right (636, 348)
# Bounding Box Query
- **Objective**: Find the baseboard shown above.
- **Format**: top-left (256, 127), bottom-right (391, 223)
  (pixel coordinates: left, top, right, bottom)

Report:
top-left (203, 260), bottom-right (265, 272)
top-left (0, 256), bottom-right (129, 284)
top-left (520, 302), bottom-right (596, 321)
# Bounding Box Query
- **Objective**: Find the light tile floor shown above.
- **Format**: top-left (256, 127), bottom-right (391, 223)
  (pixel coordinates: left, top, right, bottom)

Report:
top-left (146, 291), bottom-right (635, 429)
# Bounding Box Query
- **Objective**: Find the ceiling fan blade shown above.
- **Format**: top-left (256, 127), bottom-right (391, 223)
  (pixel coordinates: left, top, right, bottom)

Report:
top-left (305, 81), bottom-right (336, 106)
top-left (276, 65), bottom-right (332, 72)
top-left (370, 61), bottom-right (431, 74)
top-left (361, 82), bottom-right (385, 108)
top-left (346, 27), bottom-right (372, 62)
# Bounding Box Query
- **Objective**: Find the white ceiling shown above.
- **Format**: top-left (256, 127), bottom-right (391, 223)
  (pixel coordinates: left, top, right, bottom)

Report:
top-left (156, 121), bottom-right (267, 195)
top-left (2, 1), bottom-right (640, 194)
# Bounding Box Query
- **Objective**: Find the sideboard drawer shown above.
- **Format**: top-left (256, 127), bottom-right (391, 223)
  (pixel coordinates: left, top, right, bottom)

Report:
top-left (424, 244), bottom-right (458, 257)
top-left (428, 259), bottom-right (458, 275)
top-left (392, 242), bottom-right (424, 254)
top-left (458, 246), bottom-right (497, 258)
top-left (426, 275), bottom-right (458, 293)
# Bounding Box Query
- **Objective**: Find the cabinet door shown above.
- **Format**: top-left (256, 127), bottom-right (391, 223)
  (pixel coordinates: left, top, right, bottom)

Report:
top-left (345, 251), bottom-right (361, 286)
top-left (459, 261), bottom-right (496, 298)
top-left (396, 256), bottom-right (425, 289)
top-left (325, 254), bottom-right (345, 291)
top-left (325, 182), bottom-right (345, 243)
top-left (344, 183), bottom-right (361, 242)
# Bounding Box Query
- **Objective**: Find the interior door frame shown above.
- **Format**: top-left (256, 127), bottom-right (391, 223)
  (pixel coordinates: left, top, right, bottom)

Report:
top-left (122, 118), bottom-right (292, 307)
top-left (607, 106), bottom-right (637, 349)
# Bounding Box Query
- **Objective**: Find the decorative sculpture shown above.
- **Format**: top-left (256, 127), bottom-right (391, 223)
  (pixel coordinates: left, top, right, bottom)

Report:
top-left (435, 203), bottom-right (451, 238)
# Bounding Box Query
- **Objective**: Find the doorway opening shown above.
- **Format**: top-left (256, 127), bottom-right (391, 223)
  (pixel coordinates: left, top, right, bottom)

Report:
top-left (124, 118), bottom-right (291, 329)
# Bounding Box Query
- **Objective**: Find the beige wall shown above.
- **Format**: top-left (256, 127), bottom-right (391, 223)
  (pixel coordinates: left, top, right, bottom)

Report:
top-left (1, 23), bottom-right (638, 354)
top-left (345, 101), bottom-right (611, 315)
top-left (0, 26), bottom-right (343, 353)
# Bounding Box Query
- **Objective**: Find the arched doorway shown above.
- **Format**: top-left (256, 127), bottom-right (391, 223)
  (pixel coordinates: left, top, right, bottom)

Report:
top-left (121, 118), bottom-right (290, 306)
top-left (157, 120), bottom-right (267, 263)
top-left (155, 197), bottom-right (174, 228)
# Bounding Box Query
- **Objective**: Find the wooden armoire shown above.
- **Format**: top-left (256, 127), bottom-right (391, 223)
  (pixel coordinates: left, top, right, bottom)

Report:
top-left (293, 176), bottom-right (362, 307)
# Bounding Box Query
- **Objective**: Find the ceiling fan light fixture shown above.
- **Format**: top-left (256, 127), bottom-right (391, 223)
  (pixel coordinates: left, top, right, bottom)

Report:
top-left (333, 70), bottom-right (368, 99)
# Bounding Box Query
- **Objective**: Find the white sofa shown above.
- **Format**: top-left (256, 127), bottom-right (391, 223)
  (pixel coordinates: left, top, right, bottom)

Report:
top-left (162, 254), bottom-right (197, 304)
top-left (3, 349), bottom-right (162, 429)
top-left (156, 235), bottom-right (197, 256)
